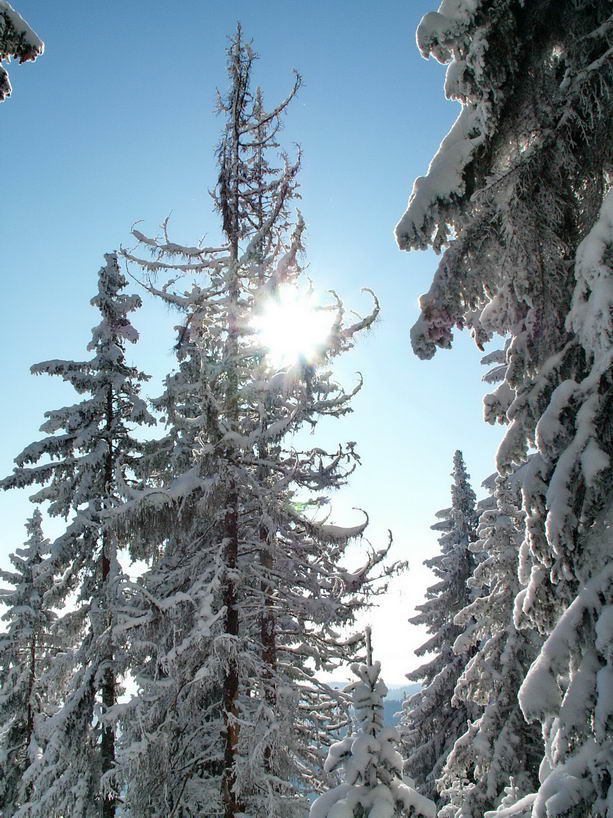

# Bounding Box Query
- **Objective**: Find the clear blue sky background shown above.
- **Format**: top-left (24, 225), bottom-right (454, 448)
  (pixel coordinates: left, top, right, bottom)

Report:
top-left (0, 0), bottom-right (504, 683)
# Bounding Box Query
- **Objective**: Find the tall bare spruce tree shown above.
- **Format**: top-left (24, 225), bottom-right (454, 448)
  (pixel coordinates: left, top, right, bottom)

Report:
top-left (117, 27), bottom-right (398, 818)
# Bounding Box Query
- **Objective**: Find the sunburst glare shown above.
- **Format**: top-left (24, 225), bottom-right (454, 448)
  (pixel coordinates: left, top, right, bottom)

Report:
top-left (252, 287), bottom-right (335, 368)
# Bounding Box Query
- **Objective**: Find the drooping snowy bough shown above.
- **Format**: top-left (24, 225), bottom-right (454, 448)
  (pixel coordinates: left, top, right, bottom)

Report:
top-left (396, 2), bottom-right (612, 815)
top-left (311, 629), bottom-right (435, 818)
top-left (0, 1), bottom-right (43, 101)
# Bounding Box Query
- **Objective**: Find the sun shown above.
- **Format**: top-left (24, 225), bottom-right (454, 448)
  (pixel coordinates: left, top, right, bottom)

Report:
top-left (252, 286), bottom-right (334, 368)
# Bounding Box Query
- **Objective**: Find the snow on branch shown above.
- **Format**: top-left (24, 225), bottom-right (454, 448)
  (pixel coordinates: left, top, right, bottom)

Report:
top-left (238, 69), bottom-right (302, 136)
top-left (0, 1), bottom-right (43, 101)
top-left (567, 187), bottom-right (613, 361)
top-left (396, 105), bottom-right (487, 252)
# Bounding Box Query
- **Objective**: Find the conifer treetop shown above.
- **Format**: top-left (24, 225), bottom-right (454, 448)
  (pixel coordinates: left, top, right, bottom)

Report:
top-left (118, 26), bottom-right (382, 550)
top-left (0, 509), bottom-right (54, 817)
top-left (0, 252), bottom-right (154, 521)
top-left (0, 508), bottom-right (51, 634)
top-left (310, 628), bottom-right (435, 818)
top-left (402, 450), bottom-right (479, 802)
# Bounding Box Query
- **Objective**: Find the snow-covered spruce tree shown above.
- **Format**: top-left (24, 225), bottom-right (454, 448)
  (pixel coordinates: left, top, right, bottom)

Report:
top-left (395, 3), bottom-right (612, 814)
top-left (0, 511), bottom-right (54, 817)
top-left (310, 628), bottom-right (435, 818)
top-left (437, 475), bottom-right (543, 817)
top-left (0, 1), bottom-right (42, 102)
top-left (401, 451), bottom-right (479, 803)
top-left (116, 27), bottom-right (399, 818)
top-left (0, 253), bottom-right (154, 818)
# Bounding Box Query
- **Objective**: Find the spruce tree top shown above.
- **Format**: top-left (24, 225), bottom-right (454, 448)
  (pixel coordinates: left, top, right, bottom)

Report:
top-left (310, 629), bottom-right (435, 818)
top-left (0, 509), bottom-right (53, 815)
top-left (0, 508), bottom-right (51, 641)
top-left (446, 450), bottom-right (479, 548)
top-left (119, 26), bottom-right (385, 559)
top-left (410, 449), bottom-right (478, 646)
top-left (1, 253), bottom-right (154, 519)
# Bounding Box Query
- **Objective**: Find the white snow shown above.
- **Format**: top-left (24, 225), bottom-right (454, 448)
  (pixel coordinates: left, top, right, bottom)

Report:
top-left (395, 105), bottom-right (486, 251)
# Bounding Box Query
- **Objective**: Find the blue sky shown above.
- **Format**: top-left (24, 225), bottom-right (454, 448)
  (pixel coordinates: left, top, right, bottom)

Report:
top-left (1, 0), bottom-right (504, 682)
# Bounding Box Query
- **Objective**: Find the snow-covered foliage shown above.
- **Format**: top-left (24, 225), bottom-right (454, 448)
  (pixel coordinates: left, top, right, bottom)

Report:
top-left (0, 511), bottom-right (53, 817)
top-left (517, 503), bottom-right (613, 818)
top-left (396, 3), bottom-right (612, 815)
top-left (310, 630), bottom-right (435, 818)
top-left (401, 451), bottom-right (479, 803)
top-left (0, 1), bottom-right (42, 101)
top-left (516, 186), bottom-right (613, 638)
top-left (115, 28), bottom-right (400, 818)
top-left (396, 0), bottom-right (519, 260)
top-left (0, 254), bottom-right (154, 818)
top-left (397, 0), bottom-right (611, 364)
top-left (438, 476), bottom-right (543, 817)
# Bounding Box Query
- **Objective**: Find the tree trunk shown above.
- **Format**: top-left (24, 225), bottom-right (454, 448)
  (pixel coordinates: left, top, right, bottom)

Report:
top-left (222, 486), bottom-right (242, 818)
top-left (21, 630), bottom-right (37, 803)
top-left (101, 385), bottom-right (116, 818)
top-left (260, 526), bottom-right (277, 781)
top-left (221, 42), bottom-right (245, 815)
top-left (101, 534), bottom-right (116, 818)
top-left (26, 628), bottom-right (36, 746)
top-left (259, 531), bottom-right (276, 706)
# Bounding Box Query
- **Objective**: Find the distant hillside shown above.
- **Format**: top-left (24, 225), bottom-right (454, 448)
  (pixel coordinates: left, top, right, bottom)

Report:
top-left (328, 681), bottom-right (421, 727)
top-left (385, 684), bottom-right (421, 701)
top-left (384, 699), bottom-right (403, 726)
top-left (385, 684), bottom-right (421, 727)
